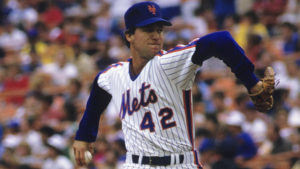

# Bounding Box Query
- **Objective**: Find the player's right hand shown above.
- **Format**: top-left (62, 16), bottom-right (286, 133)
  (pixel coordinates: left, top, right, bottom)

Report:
top-left (73, 140), bottom-right (94, 166)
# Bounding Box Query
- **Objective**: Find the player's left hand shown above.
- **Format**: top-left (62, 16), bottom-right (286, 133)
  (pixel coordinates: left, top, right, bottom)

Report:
top-left (73, 140), bottom-right (94, 166)
top-left (249, 66), bottom-right (275, 112)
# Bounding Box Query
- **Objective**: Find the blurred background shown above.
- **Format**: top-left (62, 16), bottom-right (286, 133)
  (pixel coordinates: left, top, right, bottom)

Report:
top-left (0, 0), bottom-right (299, 169)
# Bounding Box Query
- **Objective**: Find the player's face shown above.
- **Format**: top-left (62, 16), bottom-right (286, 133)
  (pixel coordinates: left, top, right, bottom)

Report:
top-left (127, 23), bottom-right (164, 60)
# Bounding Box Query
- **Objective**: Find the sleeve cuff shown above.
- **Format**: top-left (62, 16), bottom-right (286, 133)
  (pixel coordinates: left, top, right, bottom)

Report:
top-left (237, 71), bottom-right (259, 91)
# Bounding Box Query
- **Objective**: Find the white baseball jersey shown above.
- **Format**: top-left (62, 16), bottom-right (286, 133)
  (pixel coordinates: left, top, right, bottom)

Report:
top-left (97, 40), bottom-right (203, 168)
top-left (76, 30), bottom-right (259, 169)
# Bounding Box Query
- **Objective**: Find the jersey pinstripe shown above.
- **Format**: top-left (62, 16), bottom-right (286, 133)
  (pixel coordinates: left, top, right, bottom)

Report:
top-left (97, 41), bottom-right (201, 164)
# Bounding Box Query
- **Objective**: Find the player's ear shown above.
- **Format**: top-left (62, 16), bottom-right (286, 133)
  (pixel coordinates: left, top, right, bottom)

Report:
top-left (125, 33), bottom-right (133, 43)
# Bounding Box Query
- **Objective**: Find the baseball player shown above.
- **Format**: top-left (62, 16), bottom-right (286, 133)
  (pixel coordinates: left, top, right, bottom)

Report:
top-left (73, 1), bottom-right (275, 168)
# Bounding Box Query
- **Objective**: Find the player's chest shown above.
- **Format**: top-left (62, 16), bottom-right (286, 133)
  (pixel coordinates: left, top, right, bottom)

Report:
top-left (112, 62), bottom-right (173, 114)
top-left (117, 81), bottom-right (159, 117)
top-left (117, 81), bottom-right (179, 132)
top-left (113, 63), bottom-right (169, 105)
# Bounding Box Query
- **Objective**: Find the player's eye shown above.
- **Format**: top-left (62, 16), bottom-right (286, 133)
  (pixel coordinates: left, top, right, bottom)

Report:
top-left (157, 28), bottom-right (163, 33)
top-left (144, 28), bottom-right (153, 33)
top-left (142, 27), bottom-right (154, 33)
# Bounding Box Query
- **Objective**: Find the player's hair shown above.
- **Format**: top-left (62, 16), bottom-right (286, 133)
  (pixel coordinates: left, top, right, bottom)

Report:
top-left (124, 27), bottom-right (136, 48)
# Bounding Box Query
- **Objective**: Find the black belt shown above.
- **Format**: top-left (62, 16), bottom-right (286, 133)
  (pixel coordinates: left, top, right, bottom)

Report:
top-left (132, 154), bottom-right (184, 166)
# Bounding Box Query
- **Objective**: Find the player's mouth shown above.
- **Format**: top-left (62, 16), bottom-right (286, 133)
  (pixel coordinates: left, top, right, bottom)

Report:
top-left (149, 42), bottom-right (160, 45)
top-left (149, 43), bottom-right (161, 48)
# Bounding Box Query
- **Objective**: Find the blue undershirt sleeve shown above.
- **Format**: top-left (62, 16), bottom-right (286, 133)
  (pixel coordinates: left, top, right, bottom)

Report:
top-left (191, 31), bottom-right (259, 90)
top-left (75, 73), bottom-right (112, 142)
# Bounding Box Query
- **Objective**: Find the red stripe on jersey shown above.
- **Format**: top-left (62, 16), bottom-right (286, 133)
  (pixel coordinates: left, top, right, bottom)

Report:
top-left (101, 61), bottom-right (125, 74)
top-left (193, 150), bottom-right (204, 169)
top-left (167, 44), bottom-right (196, 55)
top-left (157, 50), bottom-right (164, 57)
top-left (183, 90), bottom-right (194, 149)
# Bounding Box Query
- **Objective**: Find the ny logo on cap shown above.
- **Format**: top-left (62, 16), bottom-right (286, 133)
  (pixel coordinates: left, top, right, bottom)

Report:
top-left (148, 5), bottom-right (156, 15)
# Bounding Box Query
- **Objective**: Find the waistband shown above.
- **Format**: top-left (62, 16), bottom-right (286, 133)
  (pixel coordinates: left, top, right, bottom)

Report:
top-left (126, 151), bottom-right (202, 167)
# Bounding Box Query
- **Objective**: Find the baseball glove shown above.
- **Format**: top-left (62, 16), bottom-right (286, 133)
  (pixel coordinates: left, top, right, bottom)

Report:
top-left (249, 66), bottom-right (275, 112)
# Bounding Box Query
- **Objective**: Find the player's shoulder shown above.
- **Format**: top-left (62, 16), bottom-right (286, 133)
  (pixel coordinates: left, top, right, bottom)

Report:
top-left (157, 38), bottom-right (199, 57)
top-left (99, 60), bottom-right (129, 76)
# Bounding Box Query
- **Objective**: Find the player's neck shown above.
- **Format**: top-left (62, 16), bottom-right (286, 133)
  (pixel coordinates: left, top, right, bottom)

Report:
top-left (131, 56), bottom-right (149, 76)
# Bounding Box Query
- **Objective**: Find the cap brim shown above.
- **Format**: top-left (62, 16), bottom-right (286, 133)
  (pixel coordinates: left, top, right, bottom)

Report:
top-left (136, 17), bottom-right (172, 27)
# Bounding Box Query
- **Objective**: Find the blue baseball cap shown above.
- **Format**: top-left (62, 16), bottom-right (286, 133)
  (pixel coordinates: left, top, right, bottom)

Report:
top-left (124, 1), bottom-right (172, 30)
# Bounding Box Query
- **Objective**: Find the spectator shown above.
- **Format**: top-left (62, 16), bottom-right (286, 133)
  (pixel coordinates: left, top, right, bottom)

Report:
top-left (234, 11), bottom-right (269, 49)
top-left (242, 102), bottom-right (269, 151)
top-left (211, 90), bottom-right (232, 123)
top-left (224, 112), bottom-right (258, 167)
top-left (2, 120), bottom-right (22, 149)
top-left (96, 41), bottom-right (119, 71)
top-left (42, 134), bottom-right (73, 169)
top-left (14, 142), bottom-right (40, 168)
top-left (63, 78), bottom-right (87, 122)
top-left (0, 21), bottom-right (27, 51)
top-left (40, 1), bottom-right (64, 30)
top-left (2, 62), bottom-right (29, 105)
top-left (253, 0), bottom-right (287, 35)
top-left (288, 93), bottom-right (300, 128)
top-left (72, 43), bottom-right (96, 77)
top-left (280, 22), bottom-right (300, 57)
top-left (214, 0), bottom-right (236, 29)
top-left (269, 124), bottom-right (293, 154)
top-left (7, 1), bottom-right (38, 30)
top-left (212, 136), bottom-right (239, 169)
top-left (94, 136), bottom-right (110, 167)
top-left (275, 108), bottom-right (295, 140)
top-left (199, 136), bottom-right (216, 169)
top-left (21, 50), bottom-right (42, 74)
top-left (39, 49), bottom-right (78, 89)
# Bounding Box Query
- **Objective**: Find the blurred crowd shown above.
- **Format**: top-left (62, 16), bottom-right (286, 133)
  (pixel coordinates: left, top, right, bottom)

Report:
top-left (0, 0), bottom-right (299, 169)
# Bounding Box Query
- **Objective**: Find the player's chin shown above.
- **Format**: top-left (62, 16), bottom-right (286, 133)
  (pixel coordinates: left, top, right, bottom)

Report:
top-left (144, 53), bottom-right (156, 60)
top-left (150, 47), bottom-right (161, 55)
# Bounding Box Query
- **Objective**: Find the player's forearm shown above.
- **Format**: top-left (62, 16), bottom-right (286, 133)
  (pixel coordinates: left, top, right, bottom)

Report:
top-left (75, 74), bottom-right (112, 142)
top-left (192, 31), bottom-right (259, 90)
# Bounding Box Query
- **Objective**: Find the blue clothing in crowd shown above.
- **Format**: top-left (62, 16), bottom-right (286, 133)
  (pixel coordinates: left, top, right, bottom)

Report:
top-left (234, 132), bottom-right (257, 160)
